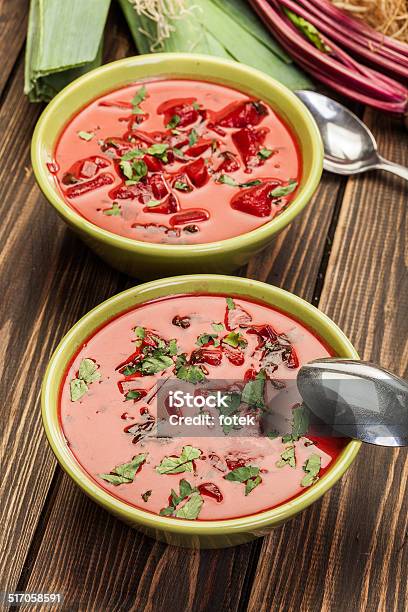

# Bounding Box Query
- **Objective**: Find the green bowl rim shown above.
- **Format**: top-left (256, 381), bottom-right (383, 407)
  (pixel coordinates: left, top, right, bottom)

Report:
top-left (42, 275), bottom-right (361, 536)
top-left (31, 52), bottom-right (323, 255)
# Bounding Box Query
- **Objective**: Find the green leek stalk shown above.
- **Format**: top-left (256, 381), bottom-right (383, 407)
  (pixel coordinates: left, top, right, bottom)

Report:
top-left (25, 0), bottom-right (111, 102)
top-left (120, 0), bottom-right (313, 90)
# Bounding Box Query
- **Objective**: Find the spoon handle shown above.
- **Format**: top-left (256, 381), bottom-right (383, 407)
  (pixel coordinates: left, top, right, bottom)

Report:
top-left (376, 156), bottom-right (408, 181)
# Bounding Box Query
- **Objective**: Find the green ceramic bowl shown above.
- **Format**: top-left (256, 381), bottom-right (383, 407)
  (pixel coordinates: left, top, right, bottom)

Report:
top-left (32, 53), bottom-right (323, 279)
top-left (42, 275), bottom-right (360, 548)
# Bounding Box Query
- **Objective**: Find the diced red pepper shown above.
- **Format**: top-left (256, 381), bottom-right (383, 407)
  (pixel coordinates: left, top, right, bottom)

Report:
top-left (217, 100), bottom-right (268, 128)
top-left (169, 209), bottom-right (210, 227)
top-left (230, 180), bottom-right (281, 217)
top-left (65, 173), bottom-right (114, 198)
top-left (185, 158), bottom-right (210, 187)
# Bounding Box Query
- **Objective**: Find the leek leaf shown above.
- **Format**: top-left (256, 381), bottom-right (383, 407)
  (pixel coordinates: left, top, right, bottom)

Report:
top-left (25, 0), bottom-right (111, 102)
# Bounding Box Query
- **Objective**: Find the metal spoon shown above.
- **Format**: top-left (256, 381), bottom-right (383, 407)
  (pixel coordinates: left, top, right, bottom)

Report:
top-left (297, 358), bottom-right (408, 447)
top-left (296, 90), bottom-right (408, 180)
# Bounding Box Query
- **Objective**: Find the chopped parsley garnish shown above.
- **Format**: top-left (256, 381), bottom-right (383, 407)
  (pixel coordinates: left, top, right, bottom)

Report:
top-left (216, 392), bottom-right (241, 435)
top-left (217, 175), bottom-right (262, 188)
top-left (77, 131), bottom-right (94, 141)
top-left (120, 148), bottom-right (145, 161)
top-left (291, 404), bottom-right (309, 439)
top-left (70, 358), bottom-right (101, 401)
top-left (156, 445), bottom-right (201, 475)
top-left (122, 365), bottom-right (137, 376)
top-left (134, 326), bottom-right (145, 339)
top-left (125, 390), bottom-right (142, 402)
top-left (226, 297), bottom-right (235, 310)
top-left (224, 465), bottom-right (261, 496)
top-left (241, 370), bottom-right (266, 408)
top-left (159, 479), bottom-right (203, 519)
top-left (211, 322), bottom-right (224, 332)
top-left (174, 180), bottom-right (190, 191)
top-left (172, 147), bottom-right (187, 160)
top-left (146, 143), bottom-right (169, 162)
top-left (196, 332), bottom-right (219, 347)
top-left (269, 179), bottom-right (298, 198)
top-left (102, 202), bottom-right (121, 216)
top-left (120, 158), bottom-right (148, 184)
top-left (222, 331), bottom-right (247, 349)
top-left (258, 147), bottom-right (273, 159)
top-left (145, 199), bottom-right (162, 208)
top-left (188, 128), bottom-right (198, 146)
top-left (301, 454), bottom-right (321, 487)
top-left (99, 453), bottom-right (147, 485)
top-left (131, 85), bottom-right (147, 115)
top-left (175, 353), bottom-right (206, 384)
top-left (192, 102), bottom-right (200, 110)
top-left (141, 355), bottom-right (174, 375)
top-left (166, 114), bottom-right (181, 129)
top-left (276, 445), bottom-right (296, 468)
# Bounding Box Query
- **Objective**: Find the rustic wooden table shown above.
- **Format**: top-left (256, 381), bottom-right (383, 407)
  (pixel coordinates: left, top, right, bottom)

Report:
top-left (1, 3), bottom-right (407, 611)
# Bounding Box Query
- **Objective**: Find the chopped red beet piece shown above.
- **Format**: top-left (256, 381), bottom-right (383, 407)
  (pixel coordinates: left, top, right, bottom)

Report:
top-left (217, 100), bottom-right (268, 128)
top-left (108, 181), bottom-right (152, 202)
top-left (186, 139), bottom-right (215, 157)
top-left (169, 209), bottom-right (210, 227)
top-left (143, 193), bottom-right (179, 215)
top-left (157, 98), bottom-right (199, 128)
top-left (248, 324), bottom-right (278, 345)
top-left (185, 158), bottom-right (210, 187)
top-left (225, 304), bottom-right (252, 331)
top-left (148, 173), bottom-right (169, 200)
top-left (232, 127), bottom-right (269, 169)
top-left (215, 151), bottom-right (240, 173)
top-left (144, 154), bottom-right (163, 172)
top-left (190, 348), bottom-right (222, 366)
top-left (198, 483), bottom-right (223, 502)
top-left (65, 173), bottom-right (114, 198)
top-left (226, 457), bottom-right (247, 471)
top-left (230, 180), bottom-right (282, 217)
top-left (223, 345), bottom-right (245, 366)
top-left (100, 137), bottom-right (134, 158)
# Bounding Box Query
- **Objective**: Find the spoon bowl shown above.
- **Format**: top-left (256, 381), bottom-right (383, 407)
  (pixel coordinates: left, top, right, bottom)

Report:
top-left (297, 358), bottom-right (408, 447)
top-left (296, 90), bottom-right (408, 181)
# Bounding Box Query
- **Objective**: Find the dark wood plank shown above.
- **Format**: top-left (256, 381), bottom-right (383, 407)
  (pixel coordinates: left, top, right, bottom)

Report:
top-left (18, 154), bottom-right (345, 611)
top-left (0, 0), bottom-right (28, 98)
top-left (247, 108), bottom-right (408, 612)
top-left (0, 7), bottom-right (135, 595)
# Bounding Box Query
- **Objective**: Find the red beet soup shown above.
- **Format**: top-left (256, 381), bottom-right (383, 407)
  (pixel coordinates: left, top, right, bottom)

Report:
top-left (59, 294), bottom-right (346, 521)
top-left (52, 79), bottom-right (301, 244)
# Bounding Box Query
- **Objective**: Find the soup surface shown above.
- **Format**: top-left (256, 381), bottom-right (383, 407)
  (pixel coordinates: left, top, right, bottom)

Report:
top-left (52, 79), bottom-right (301, 244)
top-left (60, 294), bottom-right (346, 521)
